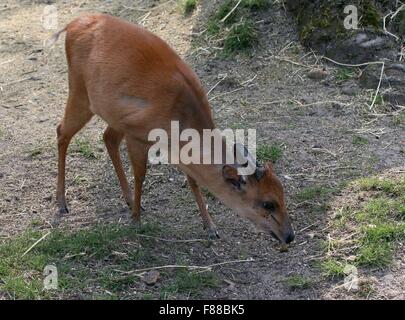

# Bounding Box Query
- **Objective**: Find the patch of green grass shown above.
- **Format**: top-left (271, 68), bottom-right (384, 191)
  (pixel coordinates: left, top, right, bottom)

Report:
top-left (335, 67), bottom-right (355, 81)
top-left (357, 223), bottom-right (405, 267)
top-left (283, 274), bottom-right (313, 290)
top-left (206, 0), bottom-right (269, 53)
top-left (296, 185), bottom-right (335, 201)
top-left (356, 176), bottom-right (405, 196)
top-left (25, 146), bottom-right (44, 158)
top-left (352, 135), bottom-right (368, 146)
top-left (223, 20), bottom-right (257, 55)
top-left (160, 269), bottom-right (220, 298)
top-left (257, 144), bottom-right (283, 163)
top-left (0, 223), bottom-right (161, 299)
top-left (321, 258), bottom-right (345, 279)
top-left (326, 174), bottom-right (405, 269)
top-left (179, 0), bottom-right (197, 16)
top-left (214, 0), bottom-right (239, 24)
top-left (356, 197), bottom-right (405, 222)
top-left (241, 0), bottom-right (271, 10)
top-left (374, 94), bottom-right (384, 106)
top-left (72, 137), bottom-right (96, 159)
top-left (392, 113), bottom-right (405, 126)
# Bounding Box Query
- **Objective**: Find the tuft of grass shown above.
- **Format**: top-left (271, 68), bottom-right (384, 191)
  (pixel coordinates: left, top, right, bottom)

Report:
top-left (321, 258), bottom-right (346, 279)
top-left (223, 20), bottom-right (257, 55)
top-left (356, 176), bottom-right (405, 196)
top-left (296, 185), bottom-right (335, 201)
top-left (0, 223), bottom-right (161, 299)
top-left (352, 135), bottom-right (368, 146)
top-left (392, 113), bottom-right (405, 126)
top-left (160, 269), bottom-right (220, 298)
top-left (374, 94), bottom-right (384, 106)
top-left (179, 0), bottom-right (197, 16)
top-left (283, 275), bottom-right (313, 290)
top-left (26, 146), bottom-right (44, 159)
top-left (206, 0), bottom-right (269, 54)
top-left (257, 144), bottom-right (283, 163)
top-left (335, 67), bottom-right (355, 82)
top-left (241, 0), bottom-right (271, 10)
top-left (72, 137), bottom-right (96, 159)
top-left (326, 174), bottom-right (405, 269)
top-left (357, 223), bottom-right (405, 267)
top-left (214, 0), bottom-right (239, 24)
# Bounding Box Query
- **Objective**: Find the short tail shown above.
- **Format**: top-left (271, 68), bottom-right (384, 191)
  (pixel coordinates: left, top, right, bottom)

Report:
top-left (45, 27), bottom-right (66, 47)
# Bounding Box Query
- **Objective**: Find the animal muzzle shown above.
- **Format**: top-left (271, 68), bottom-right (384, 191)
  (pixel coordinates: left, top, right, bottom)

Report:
top-left (281, 220), bottom-right (295, 244)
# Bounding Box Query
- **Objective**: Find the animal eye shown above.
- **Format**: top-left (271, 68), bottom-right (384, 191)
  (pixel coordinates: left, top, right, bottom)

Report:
top-left (263, 201), bottom-right (276, 212)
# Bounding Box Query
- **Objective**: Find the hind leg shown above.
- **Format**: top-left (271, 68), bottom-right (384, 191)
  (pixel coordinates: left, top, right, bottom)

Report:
top-left (56, 93), bottom-right (93, 215)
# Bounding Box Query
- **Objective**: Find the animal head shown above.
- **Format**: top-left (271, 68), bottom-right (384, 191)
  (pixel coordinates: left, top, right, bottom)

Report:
top-left (221, 144), bottom-right (295, 245)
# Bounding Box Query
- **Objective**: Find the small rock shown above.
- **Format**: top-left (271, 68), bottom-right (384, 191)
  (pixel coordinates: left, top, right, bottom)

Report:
top-left (141, 270), bottom-right (160, 285)
top-left (341, 85), bottom-right (359, 96)
top-left (279, 244), bottom-right (289, 253)
top-left (307, 68), bottom-right (328, 80)
top-left (300, 95), bottom-right (314, 104)
top-left (384, 91), bottom-right (405, 106)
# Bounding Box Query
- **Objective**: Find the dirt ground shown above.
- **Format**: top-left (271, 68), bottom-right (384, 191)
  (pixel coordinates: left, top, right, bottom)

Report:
top-left (0, 0), bottom-right (404, 299)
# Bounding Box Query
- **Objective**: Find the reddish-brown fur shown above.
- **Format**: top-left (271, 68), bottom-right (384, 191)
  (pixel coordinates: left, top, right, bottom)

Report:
top-left (56, 14), bottom-right (294, 244)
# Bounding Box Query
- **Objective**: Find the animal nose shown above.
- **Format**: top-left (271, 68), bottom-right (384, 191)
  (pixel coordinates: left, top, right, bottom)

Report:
top-left (285, 232), bottom-right (295, 244)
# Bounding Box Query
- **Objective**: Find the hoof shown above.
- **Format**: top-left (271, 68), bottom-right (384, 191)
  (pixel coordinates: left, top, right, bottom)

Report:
top-left (131, 219), bottom-right (142, 229)
top-left (207, 227), bottom-right (220, 240)
top-left (58, 205), bottom-right (69, 215)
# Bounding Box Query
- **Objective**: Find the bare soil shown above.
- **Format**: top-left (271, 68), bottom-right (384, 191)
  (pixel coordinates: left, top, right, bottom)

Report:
top-left (0, 0), bottom-right (404, 299)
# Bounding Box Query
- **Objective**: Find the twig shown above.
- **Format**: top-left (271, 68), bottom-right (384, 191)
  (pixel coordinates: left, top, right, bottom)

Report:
top-left (139, 12), bottom-right (151, 25)
top-left (240, 74), bottom-right (257, 86)
top-left (208, 87), bottom-right (244, 101)
top-left (135, 233), bottom-right (207, 243)
top-left (391, 3), bottom-right (405, 20)
top-left (321, 56), bottom-right (385, 110)
top-left (220, 0), bottom-right (242, 23)
top-left (21, 232), bottom-right (50, 257)
top-left (297, 223), bottom-right (316, 234)
top-left (320, 56), bottom-right (383, 68)
top-left (368, 62), bottom-right (385, 110)
top-left (0, 58), bottom-right (15, 66)
top-left (1, 76), bottom-right (32, 86)
top-left (207, 74), bottom-right (227, 95)
top-left (124, 258), bottom-right (255, 274)
top-left (383, 12), bottom-right (399, 40)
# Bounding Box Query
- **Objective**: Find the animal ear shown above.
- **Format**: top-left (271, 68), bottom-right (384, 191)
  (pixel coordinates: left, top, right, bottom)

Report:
top-left (222, 165), bottom-right (244, 190)
top-left (254, 167), bottom-right (266, 181)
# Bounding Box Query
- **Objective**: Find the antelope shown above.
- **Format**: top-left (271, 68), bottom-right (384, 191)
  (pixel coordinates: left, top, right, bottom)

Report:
top-left (53, 14), bottom-right (295, 246)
